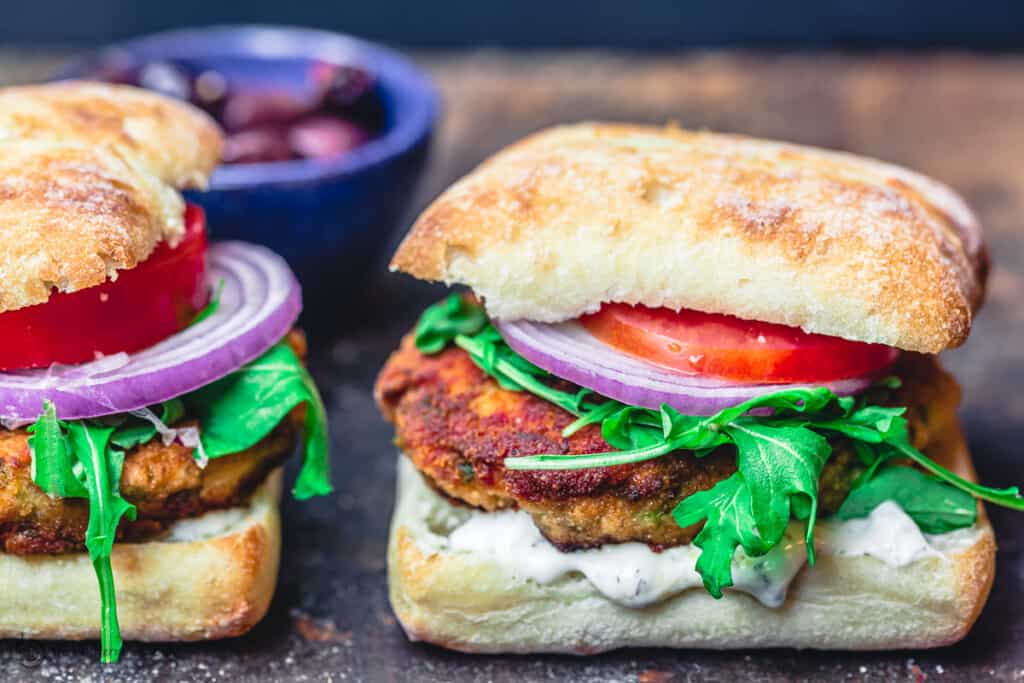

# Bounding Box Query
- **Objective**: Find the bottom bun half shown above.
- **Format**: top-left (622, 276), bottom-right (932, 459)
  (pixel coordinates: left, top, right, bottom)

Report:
top-left (388, 423), bottom-right (995, 653)
top-left (0, 469), bottom-right (282, 642)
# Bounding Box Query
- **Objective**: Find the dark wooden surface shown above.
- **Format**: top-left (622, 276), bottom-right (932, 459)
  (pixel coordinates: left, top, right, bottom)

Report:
top-left (2, 51), bottom-right (1024, 682)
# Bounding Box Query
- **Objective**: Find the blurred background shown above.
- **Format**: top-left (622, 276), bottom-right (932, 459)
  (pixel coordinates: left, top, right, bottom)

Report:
top-left (1, 0), bottom-right (1023, 49)
top-left (3, 0), bottom-right (1022, 302)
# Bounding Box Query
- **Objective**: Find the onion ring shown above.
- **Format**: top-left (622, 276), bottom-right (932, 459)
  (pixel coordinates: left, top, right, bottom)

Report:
top-left (496, 320), bottom-right (885, 415)
top-left (0, 242), bottom-right (300, 422)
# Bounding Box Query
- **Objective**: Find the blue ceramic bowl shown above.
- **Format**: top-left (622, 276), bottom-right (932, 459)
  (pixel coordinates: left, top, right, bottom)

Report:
top-left (55, 25), bottom-right (438, 309)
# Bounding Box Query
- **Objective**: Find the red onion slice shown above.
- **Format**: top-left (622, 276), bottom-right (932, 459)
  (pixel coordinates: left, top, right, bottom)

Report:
top-left (0, 242), bottom-right (300, 422)
top-left (496, 320), bottom-right (885, 416)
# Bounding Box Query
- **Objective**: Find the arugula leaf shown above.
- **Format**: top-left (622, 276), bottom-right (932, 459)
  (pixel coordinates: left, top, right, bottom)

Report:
top-left (601, 405), bottom-right (663, 449)
top-left (726, 420), bottom-right (830, 561)
top-left (709, 386), bottom-right (837, 428)
top-left (415, 294), bottom-right (489, 353)
top-left (28, 400), bottom-right (88, 498)
top-left (838, 466), bottom-right (977, 534)
top-left (673, 473), bottom-right (766, 597)
top-left (65, 422), bottom-right (137, 664)
top-left (875, 417), bottom-right (1024, 509)
top-left (109, 399), bottom-right (185, 450)
top-left (811, 404), bottom-right (906, 444)
top-left (562, 397), bottom-right (618, 437)
top-left (454, 331), bottom-right (586, 415)
top-left (26, 411), bottom-right (138, 664)
top-left (185, 342), bottom-right (332, 499)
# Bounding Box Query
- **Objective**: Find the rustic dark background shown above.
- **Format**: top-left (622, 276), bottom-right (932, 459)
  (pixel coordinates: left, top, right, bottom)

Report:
top-left (0, 1), bottom-right (1023, 49)
top-left (1, 51), bottom-right (1024, 682)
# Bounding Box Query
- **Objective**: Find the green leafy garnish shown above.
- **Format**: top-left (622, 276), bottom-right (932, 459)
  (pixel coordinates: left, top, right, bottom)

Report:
top-left (454, 330), bottom-right (586, 414)
top-left (728, 421), bottom-right (829, 564)
top-left (67, 422), bottom-right (137, 664)
top-left (28, 401), bottom-right (87, 498)
top-left (185, 342), bottom-right (331, 499)
top-left (414, 293), bottom-right (488, 354)
top-left (109, 399), bottom-right (185, 451)
top-left (29, 403), bottom-right (137, 663)
top-left (24, 341), bottom-right (332, 663)
top-left (414, 295), bottom-right (1024, 597)
top-left (838, 466), bottom-right (977, 534)
top-left (673, 473), bottom-right (763, 597)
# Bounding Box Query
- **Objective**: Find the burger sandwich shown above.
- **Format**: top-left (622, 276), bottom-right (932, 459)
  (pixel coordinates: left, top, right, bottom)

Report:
top-left (376, 123), bottom-right (1018, 652)
top-left (0, 82), bottom-right (330, 662)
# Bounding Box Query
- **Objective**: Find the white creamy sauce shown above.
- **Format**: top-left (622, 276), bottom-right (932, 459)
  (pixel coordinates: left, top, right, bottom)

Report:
top-left (398, 457), bottom-right (979, 610)
top-left (164, 506), bottom-right (249, 542)
top-left (818, 500), bottom-right (938, 566)
top-left (444, 500), bottom-right (973, 609)
top-left (449, 508), bottom-right (807, 607)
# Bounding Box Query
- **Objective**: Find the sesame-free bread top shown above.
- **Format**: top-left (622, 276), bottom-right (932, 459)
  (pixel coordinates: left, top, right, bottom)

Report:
top-left (0, 82), bottom-right (221, 190)
top-left (391, 123), bottom-right (987, 353)
top-left (0, 82), bottom-right (222, 314)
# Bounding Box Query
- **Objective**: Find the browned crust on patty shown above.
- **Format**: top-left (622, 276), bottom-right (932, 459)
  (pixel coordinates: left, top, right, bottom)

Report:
top-left (391, 123), bottom-right (986, 353)
top-left (375, 333), bottom-right (960, 549)
top-left (0, 419), bottom-right (295, 555)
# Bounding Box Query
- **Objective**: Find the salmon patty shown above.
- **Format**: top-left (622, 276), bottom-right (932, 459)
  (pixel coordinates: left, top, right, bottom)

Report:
top-left (0, 330), bottom-right (308, 555)
top-left (376, 333), bottom-right (960, 550)
top-left (0, 420), bottom-right (294, 554)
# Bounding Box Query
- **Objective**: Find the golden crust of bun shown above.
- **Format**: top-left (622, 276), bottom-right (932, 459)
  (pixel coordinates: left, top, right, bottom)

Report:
top-left (0, 82), bottom-right (223, 314)
top-left (391, 123), bottom-right (987, 353)
top-left (388, 419), bottom-right (996, 652)
top-left (0, 82), bottom-right (222, 190)
top-left (0, 469), bottom-right (281, 642)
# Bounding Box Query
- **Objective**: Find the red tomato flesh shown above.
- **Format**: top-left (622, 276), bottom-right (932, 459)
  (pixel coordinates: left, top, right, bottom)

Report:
top-left (0, 204), bottom-right (208, 371)
top-left (580, 303), bottom-right (897, 384)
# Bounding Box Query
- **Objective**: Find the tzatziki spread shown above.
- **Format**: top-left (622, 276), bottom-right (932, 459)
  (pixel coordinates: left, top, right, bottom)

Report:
top-left (400, 458), bottom-right (980, 609)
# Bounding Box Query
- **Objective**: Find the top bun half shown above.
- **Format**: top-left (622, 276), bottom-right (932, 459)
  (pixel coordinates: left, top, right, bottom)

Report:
top-left (391, 123), bottom-right (987, 353)
top-left (0, 81), bottom-right (223, 314)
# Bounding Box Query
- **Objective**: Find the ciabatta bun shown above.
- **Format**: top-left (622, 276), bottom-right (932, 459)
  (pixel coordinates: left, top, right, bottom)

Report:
top-left (0, 469), bottom-right (281, 642)
top-left (391, 123), bottom-right (987, 353)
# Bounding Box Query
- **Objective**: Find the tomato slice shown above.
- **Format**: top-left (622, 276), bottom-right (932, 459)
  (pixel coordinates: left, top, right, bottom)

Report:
top-left (579, 303), bottom-right (897, 384)
top-left (0, 204), bottom-right (208, 371)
